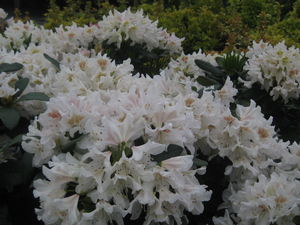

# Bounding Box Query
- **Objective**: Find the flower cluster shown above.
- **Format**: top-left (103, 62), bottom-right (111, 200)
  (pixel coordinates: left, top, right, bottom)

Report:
top-left (162, 50), bottom-right (219, 92)
top-left (0, 9), bottom-right (183, 54)
top-left (98, 9), bottom-right (183, 53)
top-left (22, 76), bottom-right (212, 224)
top-left (243, 40), bottom-right (300, 102)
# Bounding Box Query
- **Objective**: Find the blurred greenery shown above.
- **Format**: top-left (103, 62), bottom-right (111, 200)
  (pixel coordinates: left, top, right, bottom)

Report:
top-left (42, 0), bottom-right (300, 53)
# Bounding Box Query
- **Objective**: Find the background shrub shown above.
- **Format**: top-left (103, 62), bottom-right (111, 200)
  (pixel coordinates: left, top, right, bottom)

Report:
top-left (43, 0), bottom-right (300, 54)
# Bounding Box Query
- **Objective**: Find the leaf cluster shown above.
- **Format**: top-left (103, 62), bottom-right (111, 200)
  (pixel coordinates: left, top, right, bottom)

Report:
top-left (0, 63), bottom-right (49, 130)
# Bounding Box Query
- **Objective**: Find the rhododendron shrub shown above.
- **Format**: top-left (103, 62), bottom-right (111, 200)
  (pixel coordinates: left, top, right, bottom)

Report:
top-left (0, 8), bottom-right (299, 225)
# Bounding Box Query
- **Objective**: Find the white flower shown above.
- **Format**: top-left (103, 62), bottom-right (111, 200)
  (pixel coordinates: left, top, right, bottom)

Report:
top-left (0, 8), bottom-right (7, 19)
top-left (243, 41), bottom-right (300, 102)
top-left (213, 210), bottom-right (235, 225)
top-left (97, 8), bottom-right (183, 53)
top-left (162, 50), bottom-right (219, 93)
top-left (161, 155), bottom-right (193, 172)
top-left (228, 172), bottom-right (300, 225)
top-left (0, 72), bottom-right (18, 98)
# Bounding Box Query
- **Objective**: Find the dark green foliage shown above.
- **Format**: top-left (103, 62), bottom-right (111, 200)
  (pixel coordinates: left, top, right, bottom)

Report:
top-left (0, 108), bottom-right (20, 130)
top-left (215, 52), bottom-right (248, 81)
top-left (44, 0), bottom-right (114, 28)
top-left (0, 63), bottom-right (23, 73)
top-left (103, 40), bottom-right (172, 75)
top-left (227, 0), bottom-right (281, 28)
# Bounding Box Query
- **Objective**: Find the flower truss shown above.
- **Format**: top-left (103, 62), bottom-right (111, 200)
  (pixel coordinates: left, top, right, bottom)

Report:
top-left (242, 40), bottom-right (300, 102)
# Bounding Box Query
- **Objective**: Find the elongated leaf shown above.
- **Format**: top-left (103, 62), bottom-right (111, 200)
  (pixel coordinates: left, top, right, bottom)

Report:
top-left (14, 77), bottom-right (29, 98)
top-left (196, 76), bottom-right (219, 86)
top-left (151, 144), bottom-right (183, 163)
top-left (0, 107), bottom-right (20, 130)
top-left (0, 62), bottom-right (23, 73)
top-left (44, 53), bottom-right (60, 71)
top-left (16, 92), bottom-right (50, 102)
top-left (0, 134), bottom-right (23, 152)
top-left (195, 59), bottom-right (224, 77)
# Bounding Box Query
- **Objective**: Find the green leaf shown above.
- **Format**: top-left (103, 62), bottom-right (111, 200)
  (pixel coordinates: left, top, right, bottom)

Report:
top-left (110, 148), bottom-right (123, 166)
top-left (151, 144), bottom-right (183, 163)
top-left (0, 134), bottom-right (23, 152)
top-left (16, 92), bottom-right (50, 102)
top-left (195, 59), bottom-right (224, 77)
top-left (43, 53), bottom-right (60, 71)
top-left (14, 78), bottom-right (29, 98)
top-left (0, 107), bottom-right (20, 130)
top-left (193, 158), bottom-right (208, 167)
top-left (196, 76), bottom-right (219, 86)
top-left (215, 56), bottom-right (224, 66)
top-left (0, 63), bottom-right (23, 73)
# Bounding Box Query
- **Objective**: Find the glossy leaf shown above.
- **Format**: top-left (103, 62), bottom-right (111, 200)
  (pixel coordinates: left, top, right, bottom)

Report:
top-left (196, 76), bottom-right (220, 86)
top-left (44, 53), bottom-right (60, 71)
top-left (16, 92), bottom-right (50, 102)
top-left (14, 78), bottom-right (29, 98)
top-left (151, 144), bottom-right (183, 163)
top-left (0, 63), bottom-right (23, 73)
top-left (0, 107), bottom-right (20, 130)
top-left (195, 59), bottom-right (224, 77)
